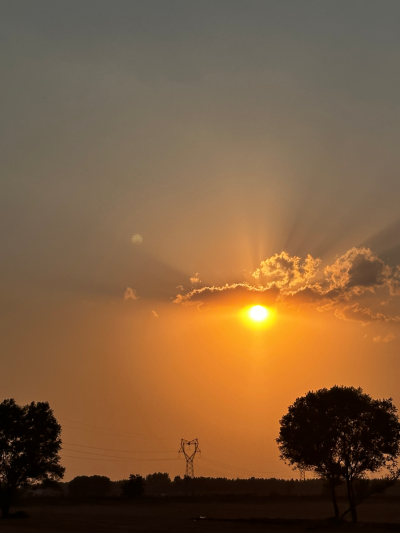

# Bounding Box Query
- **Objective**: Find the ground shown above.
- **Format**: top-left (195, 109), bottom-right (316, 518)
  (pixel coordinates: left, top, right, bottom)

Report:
top-left (1, 499), bottom-right (399, 532)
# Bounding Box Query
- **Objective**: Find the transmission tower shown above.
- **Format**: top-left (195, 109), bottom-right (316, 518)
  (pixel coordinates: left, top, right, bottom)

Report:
top-left (299, 468), bottom-right (306, 482)
top-left (179, 438), bottom-right (200, 478)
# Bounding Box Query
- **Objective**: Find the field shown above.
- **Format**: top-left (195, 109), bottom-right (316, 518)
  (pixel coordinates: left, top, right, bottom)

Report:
top-left (1, 498), bottom-right (399, 532)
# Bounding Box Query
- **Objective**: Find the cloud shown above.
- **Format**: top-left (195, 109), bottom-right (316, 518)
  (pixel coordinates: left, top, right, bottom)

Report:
top-left (124, 287), bottom-right (138, 300)
top-left (252, 252), bottom-right (321, 288)
top-left (174, 283), bottom-right (280, 307)
top-left (283, 285), bottom-right (340, 304)
top-left (383, 334), bottom-right (395, 342)
top-left (388, 266), bottom-right (400, 296)
top-left (174, 247), bottom-right (400, 325)
top-left (373, 334), bottom-right (395, 343)
top-left (131, 234), bottom-right (143, 244)
top-left (152, 310), bottom-right (158, 318)
top-left (324, 247), bottom-right (391, 294)
top-left (190, 273), bottom-right (201, 284)
top-left (334, 304), bottom-right (400, 325)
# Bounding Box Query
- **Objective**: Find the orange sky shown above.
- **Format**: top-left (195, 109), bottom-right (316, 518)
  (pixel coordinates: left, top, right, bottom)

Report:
top-left (3, 286), bottom-right (400, 481)
top-left (2, 1), bottom-right (400, 481)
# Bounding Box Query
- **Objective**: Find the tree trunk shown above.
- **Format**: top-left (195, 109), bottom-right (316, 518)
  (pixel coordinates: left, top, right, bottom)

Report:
top-left (345, 478), bottom-right (357, 523)
top-left (330, 483), bottom-right (340, 520)
top-left (1, 501), bottom-right (10, 519)
top-left (0, 483), bottom-right (14, 519)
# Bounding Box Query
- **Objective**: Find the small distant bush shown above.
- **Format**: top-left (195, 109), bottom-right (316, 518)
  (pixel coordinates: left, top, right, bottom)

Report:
top-left (121, 474), bottom-right (145, 499)
top-left (145, 472), bottom-right (171, 495)
top-left (69, 475), bottom-right (111, 498)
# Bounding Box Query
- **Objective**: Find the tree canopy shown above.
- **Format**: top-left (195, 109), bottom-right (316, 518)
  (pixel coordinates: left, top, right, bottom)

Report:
top-left (276, 386), bottom-right (400, 522)
top-left (0, 399), bottom-right (64, 517)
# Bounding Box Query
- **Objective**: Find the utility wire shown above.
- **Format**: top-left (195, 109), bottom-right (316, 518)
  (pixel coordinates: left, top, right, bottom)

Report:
top-left (201, 456), bottom-right (285, 476)
top-left (195, 462), bottom-right (231, 478)
top-left (61, 424), bottom-right (165, 440)
top-left (203, 440), bottom-right (281, 466)
top-left (59, 417), bottom-right (174, 441)
top-left (60, 453), bottom-right (180, 463)
top-left (62, 447), bottom-right (178, 461)
top-left (60, 421), bottom-right (287, 477)
top-left (63, 442), bottom-right (177, 454)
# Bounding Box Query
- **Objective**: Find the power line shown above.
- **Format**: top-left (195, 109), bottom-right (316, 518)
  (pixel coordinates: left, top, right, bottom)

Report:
top-left (62, 448), bottom-right (177, 461)
top-left (195, 462), bottom-right (230, 478)
top-left (59, 421), bottom-right (288, 478)
top-left (61, 445), bottom-right (285, 475)
top-left (201, 456), bottom-right (285, 476)
top-left (203, 440), bottom-right (281, 466)
top-left (63, 442), bottom-right (177, 454)
top-left (60, 453), bottom-right (181, 463)
top-left (59, 417), bottom-right (174, 441)
top-left (61, 423), bottom-right (176, 441)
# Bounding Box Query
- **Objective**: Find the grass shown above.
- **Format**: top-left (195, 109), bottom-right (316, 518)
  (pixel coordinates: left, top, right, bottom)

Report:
top-left (0, 498), bottom-right (399, 532)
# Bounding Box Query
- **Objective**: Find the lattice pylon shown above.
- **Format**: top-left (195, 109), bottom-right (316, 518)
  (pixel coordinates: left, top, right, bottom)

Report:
top-left (179, 438), bottom-right (200, 478)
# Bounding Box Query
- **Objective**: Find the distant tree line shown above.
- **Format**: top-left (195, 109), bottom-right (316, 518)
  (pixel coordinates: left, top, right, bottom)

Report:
top-left (21, 472), bottom-right (400, 500)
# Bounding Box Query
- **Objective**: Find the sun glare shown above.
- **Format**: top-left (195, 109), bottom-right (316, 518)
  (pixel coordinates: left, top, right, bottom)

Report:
top-left (249, 305), bottom-right (269, 322)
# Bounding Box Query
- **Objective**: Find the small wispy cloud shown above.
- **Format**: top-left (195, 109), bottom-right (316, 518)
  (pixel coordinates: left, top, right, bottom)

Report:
top-left (174, 283), bottom-right (279, 306)
top-left (124, 287), bottom-right (138, 300)
top-left (384, 334), bottom-right (395, 342)
top-left (334, 304), bottom-right (400, 325)
top-left (152, 310), bottom-right (158, 318)
top-left (373, 334), bottom-right (395, 343)
top-left (190, 273), bottom-right (201, 284)
top-left (131, 234), bottom-right (143, 244)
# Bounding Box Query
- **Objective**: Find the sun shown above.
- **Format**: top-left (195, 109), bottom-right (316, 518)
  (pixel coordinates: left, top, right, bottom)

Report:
top-left (249, 305), bottom-right (269, 322)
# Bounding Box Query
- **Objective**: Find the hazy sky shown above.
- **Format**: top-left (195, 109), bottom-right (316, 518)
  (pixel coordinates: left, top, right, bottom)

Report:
top-left (2, 1), bottom-right (400, 481)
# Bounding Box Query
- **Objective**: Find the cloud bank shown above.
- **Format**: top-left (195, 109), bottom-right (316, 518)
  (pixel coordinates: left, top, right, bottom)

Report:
top-left (174, 247), bottom-right (400, 325)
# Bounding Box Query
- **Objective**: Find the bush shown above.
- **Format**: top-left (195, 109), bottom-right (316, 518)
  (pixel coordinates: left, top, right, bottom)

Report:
top-left (121, 474), bottom-right (145, 499)
top-left (68, 475), bottom-right (111, 498)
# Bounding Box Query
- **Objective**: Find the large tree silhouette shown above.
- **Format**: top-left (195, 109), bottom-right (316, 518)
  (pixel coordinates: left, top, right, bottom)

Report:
top-left (0, 399), bottom-right (64, 517)
top-left (277, 386), bottom-right (400, 523)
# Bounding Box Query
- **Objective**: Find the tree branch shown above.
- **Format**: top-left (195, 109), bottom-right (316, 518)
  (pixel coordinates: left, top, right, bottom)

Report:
top-left (339, 469), bottom-right (400, 520)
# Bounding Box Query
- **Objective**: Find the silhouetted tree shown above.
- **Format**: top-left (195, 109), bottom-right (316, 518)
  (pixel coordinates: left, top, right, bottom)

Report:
top-left (0, 399), bottom-right (64, 518)
top-left (121, 474), bottom-right (145, 499)
top-left (69, 475), bottom-right (111, 498)
top-left (145, 472), bottom-right (171, 495)
top-left (277, 386), bottom-right (400, 523)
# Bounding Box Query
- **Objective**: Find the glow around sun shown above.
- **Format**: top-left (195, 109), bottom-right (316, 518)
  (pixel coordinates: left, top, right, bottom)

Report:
top-left (249, 305), bottom-right (269, 322)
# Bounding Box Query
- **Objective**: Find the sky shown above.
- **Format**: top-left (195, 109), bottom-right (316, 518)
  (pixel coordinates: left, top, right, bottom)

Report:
top-left (2, 0), bottom-right (400, 481)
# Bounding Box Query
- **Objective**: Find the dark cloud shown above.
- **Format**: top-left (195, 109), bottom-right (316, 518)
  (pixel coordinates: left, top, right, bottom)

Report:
top-left (347, 256), bottom-right (387, 288)
top-left (324, 247), bottom-right (390, 293)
